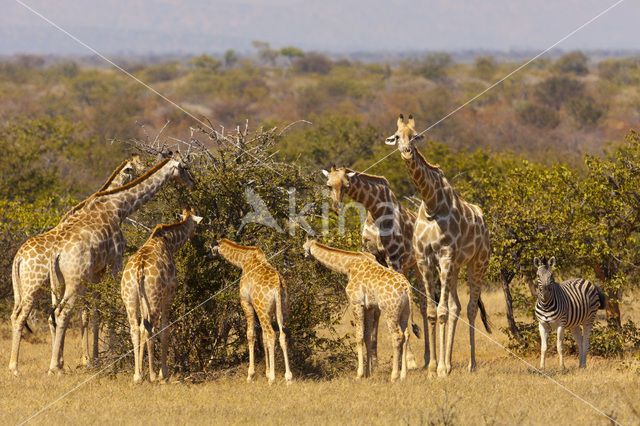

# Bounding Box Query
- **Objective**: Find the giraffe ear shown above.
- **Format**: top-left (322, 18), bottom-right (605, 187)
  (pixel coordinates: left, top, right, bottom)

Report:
top-left (347, 172), bottom-right (356, 178)
top-left (534, 257), bottom-right (541, 268)
top-left (548, 257), bottom-right (556, 268)
top-left (397, 114), bottom-right (404, 129)
top-left (407, 114), bottom-right (415, 129)
top-left (321, 169), bottom-right (330, 177)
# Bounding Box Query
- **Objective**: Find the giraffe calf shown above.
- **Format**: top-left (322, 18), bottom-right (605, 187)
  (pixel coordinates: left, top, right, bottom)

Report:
top-left (211, 239), bottom-right (292, 384)
top-left (121, 208), bottom-right (202, 383)
top-left (303, 239), bottom-right (414, 381)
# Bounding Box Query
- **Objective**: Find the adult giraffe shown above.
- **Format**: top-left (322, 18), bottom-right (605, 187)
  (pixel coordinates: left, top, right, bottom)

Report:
top-left (46, 154), bottom-right (194, 374)
top-left (322, 166), bottom-right (425, 368)
top-left (9, 156), bottom-right (143, 375)
top-left (385, 114), bottom-right (491, 377)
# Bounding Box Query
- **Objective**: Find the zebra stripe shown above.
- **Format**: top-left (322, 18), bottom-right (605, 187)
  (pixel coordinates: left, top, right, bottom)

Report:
top-left (535, 278), bottom-right (601, 328)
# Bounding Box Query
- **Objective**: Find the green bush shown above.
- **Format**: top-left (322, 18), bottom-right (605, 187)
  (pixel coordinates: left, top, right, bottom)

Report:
top-left (517, 102), bottom-right (560, 128)
top-left (567, 96), bottom-right (605, 127)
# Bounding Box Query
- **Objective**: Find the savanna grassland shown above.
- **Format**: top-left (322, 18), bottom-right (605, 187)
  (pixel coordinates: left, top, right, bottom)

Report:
top-left (2, 48), bottom-right (640, 425)
top-left (1, 289), bottom-right (639, 425)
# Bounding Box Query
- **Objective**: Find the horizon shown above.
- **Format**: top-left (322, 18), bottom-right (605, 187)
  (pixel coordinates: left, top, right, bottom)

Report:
top-left (1, 0), bottom-right (638, 56)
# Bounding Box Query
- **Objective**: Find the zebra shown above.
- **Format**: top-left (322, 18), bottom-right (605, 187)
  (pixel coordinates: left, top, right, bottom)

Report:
top-left (534, 256), bottom-right (606, 369)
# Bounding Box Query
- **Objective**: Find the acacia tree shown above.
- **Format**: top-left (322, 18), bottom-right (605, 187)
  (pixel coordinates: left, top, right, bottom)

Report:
top-left (578, 130), bottom-right (640, 325)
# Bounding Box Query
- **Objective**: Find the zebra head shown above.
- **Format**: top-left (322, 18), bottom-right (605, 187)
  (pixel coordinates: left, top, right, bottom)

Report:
top-left (534, 256), bottom-right (556, 303)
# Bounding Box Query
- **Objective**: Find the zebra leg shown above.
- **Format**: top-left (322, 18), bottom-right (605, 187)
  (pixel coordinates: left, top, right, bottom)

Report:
top-left (570, 327), bottom-right (583, 367)
top-left (539, 322), bottom-right (549, 370)
top-left (556, 326), bottom-right (565, 370)
top-left (580, 321), bottom-right (594, 368)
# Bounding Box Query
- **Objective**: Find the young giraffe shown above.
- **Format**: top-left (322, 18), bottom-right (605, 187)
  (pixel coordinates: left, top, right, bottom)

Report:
top-left (46, 154), bottom-right (194, 374)
top-left (322, 166), bottom-right (425, 368)
top-left (211, 239), bottom-right (292, 384)
top-left (8, 156), bottom-right (144, 375)
top-left (386, 114), bottom-right (491, 377)
top-left (121, 208), bottom-right (202, 383)
top-left (303, 239), bottom-right (414, 381)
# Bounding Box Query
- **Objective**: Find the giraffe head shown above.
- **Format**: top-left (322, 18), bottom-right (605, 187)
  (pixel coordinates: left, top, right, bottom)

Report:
top-left (534, 256), bottom-right (556, 303)
top-left (181, 207), bottom-right (203, 235)
top-left (385, 114), bottom-right (424, 160)
top-left (302, 238), bottom-right (316, 257)
top-left (321, 166), bottom-right (355, 212)
top-left (166, 152), bottom-right (196, 189)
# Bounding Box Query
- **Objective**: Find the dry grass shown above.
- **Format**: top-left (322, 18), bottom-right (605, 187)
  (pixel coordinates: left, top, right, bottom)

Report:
top-left (1, 288), bottom-right (639, 425)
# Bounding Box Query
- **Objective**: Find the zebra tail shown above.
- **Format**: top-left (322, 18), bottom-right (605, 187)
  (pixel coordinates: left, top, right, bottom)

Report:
top-left (595, 285), bottom-right (607, 310)
top-left (478, 296), bottom-right (492, 334)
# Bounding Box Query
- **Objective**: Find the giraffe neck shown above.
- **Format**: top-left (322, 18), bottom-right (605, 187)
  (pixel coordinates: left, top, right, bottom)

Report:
top-left (217, 239), bottom-right (264, 269)
top-left (152, 218), bottom-right (195, 252)
top-left (308, 241), bottom-right (359, 275)
top-left (95, 159), bottom-right (176, 222)
top-left (402, 146), bottom-right (453, 215)
top-left (344, 173), bottom-right (398, 217)
top-left (59, 160), bottom-right (134, 224)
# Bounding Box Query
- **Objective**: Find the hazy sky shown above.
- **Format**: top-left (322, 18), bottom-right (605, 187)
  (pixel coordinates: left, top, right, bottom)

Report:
top-left (1, 0), bottom-right (638, 54)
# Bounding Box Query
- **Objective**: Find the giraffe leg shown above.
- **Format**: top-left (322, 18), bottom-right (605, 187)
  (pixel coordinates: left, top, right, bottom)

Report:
top-left (91, 304), bottom-right (100, 360)
top-left (258, 311), bottom-right (276, 384)
top-left (581, 320), bottom-right (594, 368)
top-left (364, 307), bottom-right (376, 376)
top-left (436, 262), bottom-right (458, 377)
top-left (416, 257), bottom-right (437, 376)
top-left (466, 260), bottom-right (486, 373)
top-left (539, 322), bottom-right (549, 370)
top-left (276, 291), bottom-right (292, 383)
top-left (412, 267), bottom-right (428, 370)
top-left (261, 329), bottom-right (270, 379)
top-left (80, 305), bottom-right (91, 366)
top-left (352, 303), bottom-right (366, 379)
top-left (386, 306), bottom-right (404, 382)
top-left (369, 307), bottom-right (380, 368)
top-left (241, 301), bottom-right (257, 382)
top-left (444, 287), bottom-right (461, 376)
top-left (400, 297), bottom-right (411, 380)
top-left (556, 325), bottom-right (565, 370)
top-left (9, 297), bottom-right (35, 375)
top-left (144, 315), bottom-right (158, 382)
top-left (127, 310), bottom-right (142, 383)
top-left (158, 311), bottom-right (170, 382)
top-left (49, 293), bottom-right (78, 375)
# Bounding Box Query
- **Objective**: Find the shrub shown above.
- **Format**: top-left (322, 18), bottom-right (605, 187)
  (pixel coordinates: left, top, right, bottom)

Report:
top-left (475, 56), bottom-right (497, 81)
top-left (293, 53), bottom-right (332, 75)
top-left (533, 76), bottom-right (584, 110)
top-left (554, 50), bottom-right (589, 75)
top-left (567, 96), bottom-right (605, 127)
top-left (517, 102), bottom-right (560, 128)
top-left (415, 52), bottom-right (452, 80)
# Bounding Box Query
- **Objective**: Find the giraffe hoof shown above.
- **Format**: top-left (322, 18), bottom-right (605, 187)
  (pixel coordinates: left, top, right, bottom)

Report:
top-left (246, 376), bottom-right (253, 383)
top-left (133, 375), bottom-right (143, 384)
top-left (468, 362), bottom-right (477, 373)
top-left (285, 372), bottom-right (293, 383)
top-left (437, 366), bottom-right (448, 377)
top-left (80, 356), bottom-right (90, 367)
top-left (9, 368), bottom-right (18, 376)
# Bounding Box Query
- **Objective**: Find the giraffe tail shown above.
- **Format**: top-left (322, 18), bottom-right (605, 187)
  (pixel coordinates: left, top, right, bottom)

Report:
top-left (478, 296), bottom-right (492, 334)
top-left (11, 254), bottom-right (22, 317)
top-left (137, 263), bottom-right (152, 334)
top-left (407, 287), bottom-right (421, 338)
top-left (275, 274), bottom-right (290, 339)
top-left (48, 253), bottom-right (62, 329)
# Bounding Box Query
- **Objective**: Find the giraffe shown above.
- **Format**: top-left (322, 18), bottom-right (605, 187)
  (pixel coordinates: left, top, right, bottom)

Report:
top-left (211, 239), bottom-right (292, 384)
top-left (303, 239), bottom-right (413, 381)
top-left (385, 114), bottom-right (491, 377)
top-left (46, 154), bottom-right (194, 374)
top-left (121, 208), bottom-right (202, 383)
top-left (8, 156), bottom-right (144, 375)
top-left (322, 166), bottom-right (426, 368)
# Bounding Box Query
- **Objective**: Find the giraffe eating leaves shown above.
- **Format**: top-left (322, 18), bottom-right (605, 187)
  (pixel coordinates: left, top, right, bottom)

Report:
top-left (211, 239), bottom-right (292, 384)
top-left (121, 208), bottom-right (202, 383)
top-left (303, 239), bottom-right (415, 381)
top-left (9, 156), bottom-right (144, 376)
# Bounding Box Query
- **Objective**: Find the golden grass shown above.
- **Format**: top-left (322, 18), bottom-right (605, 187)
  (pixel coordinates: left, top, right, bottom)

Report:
top-left (1, 288), bottom-right (639, 425)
